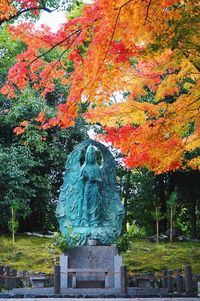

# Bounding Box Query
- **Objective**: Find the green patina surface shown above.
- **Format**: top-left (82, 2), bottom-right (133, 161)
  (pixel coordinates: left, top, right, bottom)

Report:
top-left (56, 140), bottom-right (124, 246)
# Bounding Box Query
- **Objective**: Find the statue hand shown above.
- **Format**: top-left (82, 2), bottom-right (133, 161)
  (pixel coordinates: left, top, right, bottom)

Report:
top-left (83, 175), bottom-right (89, 181)
top-left (89, 177), bottom-right (96, 182)
top-left (89, 176), bottom-right (102, 183)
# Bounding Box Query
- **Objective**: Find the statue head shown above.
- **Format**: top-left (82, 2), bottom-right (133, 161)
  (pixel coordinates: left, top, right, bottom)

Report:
top-left (85, 145), bottom-right (96, 164)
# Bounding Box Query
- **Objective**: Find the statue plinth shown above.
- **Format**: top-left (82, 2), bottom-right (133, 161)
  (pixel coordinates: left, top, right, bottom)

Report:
top-left (60, 245), bottom-right (123, 289)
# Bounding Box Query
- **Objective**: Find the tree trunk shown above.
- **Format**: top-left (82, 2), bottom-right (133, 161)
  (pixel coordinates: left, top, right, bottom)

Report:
top-left (156, 220), bottom-right (159, 243)
top-left (122, 170), bottom-right (131, 233)
top-left (11, 207), bottom-right (15, 246)
top-left (155, 206), bottom-right (159, 243)
top-left (157, 175), bottom-right (168, 233)
top-left (170, 208), bottom-right (173, 243)
top-left (190, 198), bottom-right (197, 239)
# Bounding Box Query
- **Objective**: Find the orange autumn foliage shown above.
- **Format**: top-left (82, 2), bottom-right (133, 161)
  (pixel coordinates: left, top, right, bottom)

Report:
top-left (0, 0), bottom-right (40, 24)
top-left (1, 0), bottom-right (200, 173)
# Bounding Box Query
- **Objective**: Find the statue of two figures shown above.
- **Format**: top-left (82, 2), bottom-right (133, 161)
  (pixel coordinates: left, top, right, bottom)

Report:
top-left (56, 140), bottom-right (124, 246)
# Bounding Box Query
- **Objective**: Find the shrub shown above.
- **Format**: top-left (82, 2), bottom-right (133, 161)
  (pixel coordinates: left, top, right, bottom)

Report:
top-left (116, 232), bottom-right (131, 253)
top-left (127, 222), bottom-right (147, 239)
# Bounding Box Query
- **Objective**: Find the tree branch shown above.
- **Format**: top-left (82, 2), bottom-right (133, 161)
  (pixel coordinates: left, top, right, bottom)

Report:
top-left (56, 30), bottom-right (82, 71)
top-left (0, 6), bottom-right (58, 26)
top-left (104, 0), bottom-right (133, 62)
top-left (30, 28), bottom-right (82, 65)
top-left (144, 0), bottom-right (152, 25)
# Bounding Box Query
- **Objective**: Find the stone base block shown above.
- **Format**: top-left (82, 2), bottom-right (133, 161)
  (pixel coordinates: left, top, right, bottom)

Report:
top-left (60, 245), bottom-right (122, 288)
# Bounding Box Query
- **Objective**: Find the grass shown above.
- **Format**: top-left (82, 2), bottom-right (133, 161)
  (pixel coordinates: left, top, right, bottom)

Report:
top-left (0, 235), bottom-right (57, 273)
top-left (0, 235), bottom-right (200, 274)
top-left (123, 239), bottom-right (200, 275)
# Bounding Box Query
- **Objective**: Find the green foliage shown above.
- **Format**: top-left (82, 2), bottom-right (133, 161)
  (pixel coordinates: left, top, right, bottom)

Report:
top-left (176, 207), bottom-right (191, 236)
top-left (126, 169), bottom-right (161, 235)
top-left (8, 218), bottom-right (19, 240)
top-left (151, 206), bottom-right (164, 222)
top-left (167, 191), bottom-right (178, 211)
top-left (116, 232), bottom-right (131, 254)
top-left (0, 27), bottom-right (25, 82)
top-left (0, 145), bottom-right (38, 231)
top-left (167, 191), bottom-right (178, 242)
top-left (127, 223), bottom-right (147, 239)
top-left (151, 206), bottom-right (165, 243)
top-left (52, 232), bottom-right (70, 254)
top-left (0, 27), bottom-right (88, 233)
top-left (8, 203), bottom-right (19, 245)
top-left (67, 1), bottom-right (84, 20)
top-left (125, 168), bottom-right (200, 239)
top-left (174, 171), bottom-right (200, 238)
top-left (50, 229), bottom-right (79, 254)
top-left (116, 223), bottom-right (146, 253)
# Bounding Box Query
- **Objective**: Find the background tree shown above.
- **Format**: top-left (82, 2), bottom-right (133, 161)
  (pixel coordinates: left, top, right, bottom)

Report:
top-left (151, 205), bottom-right (164, 243)
top-left (0, 27), bottom-right (87, 233)
top-left (8, 201), bottom-right (20, 245)
top-left (167, 191), bottom-right (178, 242)
top-left (125, 169), bottom-right (200, 239)
top-left (2, 0), bottom-right (199, 174)
top-left (172, 171), bottom-right (200, 239)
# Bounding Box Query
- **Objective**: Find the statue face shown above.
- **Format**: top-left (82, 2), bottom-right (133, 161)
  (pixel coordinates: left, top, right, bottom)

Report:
top-left (86, 146), bottom-right (96, 164)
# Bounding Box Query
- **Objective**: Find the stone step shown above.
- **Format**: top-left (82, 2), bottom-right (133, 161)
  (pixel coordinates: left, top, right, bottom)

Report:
top-left (1, 297), bottom-right (199, 301)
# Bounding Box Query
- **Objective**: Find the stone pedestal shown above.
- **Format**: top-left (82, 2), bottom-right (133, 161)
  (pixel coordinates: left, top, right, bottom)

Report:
top-left (60, 245), bottom-right (122, 288)
top-left (60, 254), bottom-right (68, 289)
top-left (114, 255), bottom-right (122, 289)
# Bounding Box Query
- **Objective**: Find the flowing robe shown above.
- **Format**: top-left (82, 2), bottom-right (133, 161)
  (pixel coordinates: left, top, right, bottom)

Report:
top-left (80, 162), bottom-right (102, 226)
